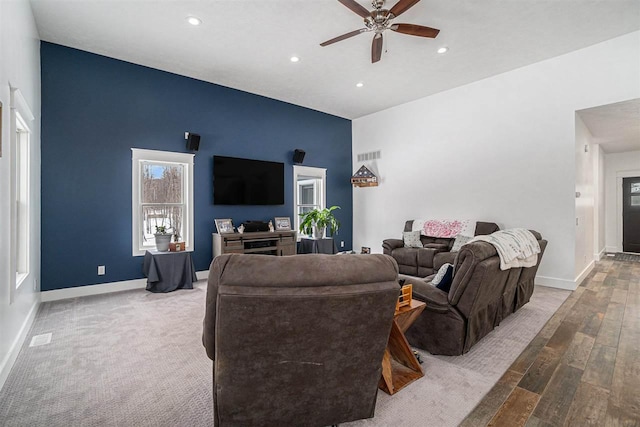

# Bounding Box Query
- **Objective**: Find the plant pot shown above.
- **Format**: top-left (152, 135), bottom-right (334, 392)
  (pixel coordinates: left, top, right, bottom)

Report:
top-left (155, 234), bottom-right (172, 252)
top-left (313, 226), bottom-right (326, 239)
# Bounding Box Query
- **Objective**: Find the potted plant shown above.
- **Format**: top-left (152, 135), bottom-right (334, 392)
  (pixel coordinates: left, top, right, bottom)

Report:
top-left (299, 206), bottom-right (340, 239)
top-left (154, 225), bottom-right (172, 252)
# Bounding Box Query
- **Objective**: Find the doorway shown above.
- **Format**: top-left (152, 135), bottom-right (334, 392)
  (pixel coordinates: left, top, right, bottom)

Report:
top-left (622, 176), bottom-right (640, 253)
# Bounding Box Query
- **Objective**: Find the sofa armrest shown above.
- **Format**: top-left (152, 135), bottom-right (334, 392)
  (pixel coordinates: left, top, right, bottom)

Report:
top-left (382, 238), bottom-right (404, 255)
top-left (434, 251), bottom-right (457, 270)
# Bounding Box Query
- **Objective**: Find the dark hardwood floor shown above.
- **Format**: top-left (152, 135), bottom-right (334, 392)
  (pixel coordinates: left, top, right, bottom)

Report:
top-left (460, 258), bottom-right (640, 427)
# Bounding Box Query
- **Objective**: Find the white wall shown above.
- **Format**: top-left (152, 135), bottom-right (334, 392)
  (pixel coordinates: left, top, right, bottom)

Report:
top-left (353, 31), bottom-right (640, 290)
top-left (0, 0), bottom-right (41, 389)
top-left (574, 115), bottom-right (595, 279)
top-left (604, 150), bottom-right (640, 252)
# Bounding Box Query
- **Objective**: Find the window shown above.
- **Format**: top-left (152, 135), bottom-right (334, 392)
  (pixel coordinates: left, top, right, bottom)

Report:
top-left (132, 149), bottom-right (194, 256)
top-left (293, 166), bottom-right (326, 237)
top-left (10, 87), bottom-right (34, 293)
top-left (15, 112), bottom-right (30, 287)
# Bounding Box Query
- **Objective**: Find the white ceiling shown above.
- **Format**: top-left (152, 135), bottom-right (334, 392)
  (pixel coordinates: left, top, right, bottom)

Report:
top-left (30, 0), bottom-right (640, 119)
top-left (578, 99), bottom-right (640, 154)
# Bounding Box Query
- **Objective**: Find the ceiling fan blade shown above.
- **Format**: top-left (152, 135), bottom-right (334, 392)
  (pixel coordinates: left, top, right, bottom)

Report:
top-left (372, 33), bottom-right (383, 63)
top-left (338, 0), bottom-right (371, 18)
top-left (389, 0), bottom-right (421, 18)
top-left (390, 23), bottom-right (440, 38)
top-left (320, 28), bottom-right (368, 47)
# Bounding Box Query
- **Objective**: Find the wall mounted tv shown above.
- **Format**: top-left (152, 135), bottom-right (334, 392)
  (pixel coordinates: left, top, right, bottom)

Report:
top-left (213, 155), bottom-right (285, 205)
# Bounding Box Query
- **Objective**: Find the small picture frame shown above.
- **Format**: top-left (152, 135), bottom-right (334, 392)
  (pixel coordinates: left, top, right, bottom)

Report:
top-left (274, 217), bottom-right (292, 231)
top-left (361, 247), bottom-right (371, 254)
top-left (215, 218), bottom-right (234, 234)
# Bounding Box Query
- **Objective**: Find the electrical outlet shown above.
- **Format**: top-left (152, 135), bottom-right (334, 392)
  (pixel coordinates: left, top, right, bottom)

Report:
top-left (341, 241), bottom-right (345, 248)
top-left (98, 265), bottom-right (105, 275)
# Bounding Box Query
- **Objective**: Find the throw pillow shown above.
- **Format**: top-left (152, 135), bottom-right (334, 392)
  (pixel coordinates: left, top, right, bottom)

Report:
top-left (432, 263), bottom-right (454, 293)
top-left (452, 234), bottom-right (472, 252)
top-left (403, 231), bottom-right (423, 248)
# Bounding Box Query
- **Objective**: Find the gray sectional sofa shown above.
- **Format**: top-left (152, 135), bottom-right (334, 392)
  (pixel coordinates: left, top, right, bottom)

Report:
top-left (383, 220), bottom-right (500, 276)
top-left (401, 230), bottom-right (548, 355)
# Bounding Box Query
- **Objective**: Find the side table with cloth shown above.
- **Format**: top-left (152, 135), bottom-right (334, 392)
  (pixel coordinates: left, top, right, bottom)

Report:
top-left (143, 250), bottom-right (197, 293)
top-left (298, 237), bottom-right (338, 254)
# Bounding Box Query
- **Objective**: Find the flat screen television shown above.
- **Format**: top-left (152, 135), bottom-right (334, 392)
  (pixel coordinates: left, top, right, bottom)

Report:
top-left (213, 155), bottom-right (285, 205)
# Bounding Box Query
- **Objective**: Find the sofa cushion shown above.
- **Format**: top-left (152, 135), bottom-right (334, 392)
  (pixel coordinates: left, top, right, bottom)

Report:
top-left (452, 234), bottom-right (472, 252)
top-left (403, 231), bottom-right (423, 248)
top-left (423, 243), bottom-right (449, 250)
top-left (417, 248), bottom-right (439, 268)
top-left (432, 263), bottom-right (454, 292)
top-left (392, 247), bottom-right (419, 266)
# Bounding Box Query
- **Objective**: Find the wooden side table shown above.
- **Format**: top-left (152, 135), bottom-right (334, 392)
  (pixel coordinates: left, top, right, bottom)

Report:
top-left (379, 299), bottom-right (426, 395)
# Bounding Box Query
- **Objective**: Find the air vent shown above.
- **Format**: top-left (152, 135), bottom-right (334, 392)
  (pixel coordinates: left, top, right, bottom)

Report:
top-left (357, 150), bottom-right (381, 162)
top-left (29, 333), bottom-right (52, 347)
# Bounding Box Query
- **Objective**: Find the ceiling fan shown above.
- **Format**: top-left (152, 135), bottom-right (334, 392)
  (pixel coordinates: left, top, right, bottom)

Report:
top-left (320, 0), bottom-right (440, 63)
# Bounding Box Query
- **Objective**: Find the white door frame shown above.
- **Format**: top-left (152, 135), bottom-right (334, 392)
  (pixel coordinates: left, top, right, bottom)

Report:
top-left (616, 169), bottom-right (640, 253)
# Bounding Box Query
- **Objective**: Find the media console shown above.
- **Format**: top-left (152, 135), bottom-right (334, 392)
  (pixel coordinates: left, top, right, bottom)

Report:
top-left (212, 230), bottom-right (297, 258)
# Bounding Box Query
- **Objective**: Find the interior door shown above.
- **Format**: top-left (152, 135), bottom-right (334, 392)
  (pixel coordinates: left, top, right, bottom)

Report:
top-left (622, 176), bottom-right (640, 253)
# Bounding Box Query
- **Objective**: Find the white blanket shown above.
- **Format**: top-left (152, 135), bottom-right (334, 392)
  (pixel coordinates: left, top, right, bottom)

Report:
top-left (471, 228), bottom-right (540, 270)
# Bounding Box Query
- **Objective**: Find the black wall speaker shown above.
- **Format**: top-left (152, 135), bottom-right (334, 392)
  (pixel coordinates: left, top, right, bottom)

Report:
top-left (293, 149), bottom-right (305, 164)
top-left (186, 133), bottom-right (201, 151)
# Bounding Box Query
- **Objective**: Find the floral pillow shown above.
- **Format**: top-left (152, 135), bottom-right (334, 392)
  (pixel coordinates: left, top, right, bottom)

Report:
top-left (403, 231), bottom-right (423, 248)
top-left (452, 234), bottom-right (473, 252)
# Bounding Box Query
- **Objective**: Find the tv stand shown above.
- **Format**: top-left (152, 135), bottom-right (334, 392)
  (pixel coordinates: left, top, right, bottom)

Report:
top-left (212, 230), bottom-right (297, 258)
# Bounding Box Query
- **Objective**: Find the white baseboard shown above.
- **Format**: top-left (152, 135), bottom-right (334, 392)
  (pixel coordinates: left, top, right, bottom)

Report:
top-left (594, 248), bottom-right (605, 261)
top-left (0, 300), bottom-right (39, 392)
top-left (574, 261), bottom-right (595, 288)
top-left (41, 270), bottom-right (210, 302)
top-left (605, 246), bottom-right (620, 254)
top-left (535, 275), bottom-right (578, 291)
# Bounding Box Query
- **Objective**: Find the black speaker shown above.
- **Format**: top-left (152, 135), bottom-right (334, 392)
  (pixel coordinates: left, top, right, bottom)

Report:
top-left (186, 133), bottom-right (201, 151)
top-left (293, 149), bottom-right (305, 164)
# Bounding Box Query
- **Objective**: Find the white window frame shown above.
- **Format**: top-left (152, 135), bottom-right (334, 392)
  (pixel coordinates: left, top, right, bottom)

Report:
top-left (293, 165), bottom-right (326, 239)
top-left (131, 148), bottom-right (194, 256)
top-left (14, 113), bottom-right (30, 288)
top-left (9, 87), bottom-right (35, 298)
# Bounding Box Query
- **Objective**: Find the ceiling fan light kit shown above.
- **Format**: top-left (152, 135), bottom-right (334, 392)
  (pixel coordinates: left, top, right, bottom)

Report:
top-left (320, 0), bottom-right (440, 63)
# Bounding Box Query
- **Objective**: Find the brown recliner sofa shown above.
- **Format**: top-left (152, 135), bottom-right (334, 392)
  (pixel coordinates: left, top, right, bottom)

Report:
top-left (402, 230), bottom-right (547, 356)
top-left (203, 253), bottom-right (400, 427)
top-left (383, 221), bottom-right (500, 276)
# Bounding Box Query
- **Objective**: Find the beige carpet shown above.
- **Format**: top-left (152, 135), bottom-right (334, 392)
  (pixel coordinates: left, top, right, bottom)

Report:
top-left (0, 281), bottom-right (569, 426)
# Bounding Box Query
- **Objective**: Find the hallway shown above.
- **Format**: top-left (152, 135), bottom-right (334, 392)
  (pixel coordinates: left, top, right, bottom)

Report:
top-left (461, 257), bottom-right (640, 426)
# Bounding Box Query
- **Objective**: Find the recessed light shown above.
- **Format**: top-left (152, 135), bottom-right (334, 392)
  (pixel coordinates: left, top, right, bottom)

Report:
top-left (437, 47), bottom-right (448, 54)
top-left (290, 56), bottom-right (300, 63)
top-left (356, 82), bottom-right (364, 88)
top-left (187, 16), bottom-right (202, 26)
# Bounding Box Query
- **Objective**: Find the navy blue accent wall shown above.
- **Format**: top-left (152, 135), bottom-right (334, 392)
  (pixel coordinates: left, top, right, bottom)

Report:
top-left (41, 42), bottom-right (352, 291)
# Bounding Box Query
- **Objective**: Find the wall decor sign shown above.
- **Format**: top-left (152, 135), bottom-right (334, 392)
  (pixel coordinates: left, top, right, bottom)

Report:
top-left (215, 218), bottom-right (234, 234)
top-left (274, 217), bottom-right (292, 231)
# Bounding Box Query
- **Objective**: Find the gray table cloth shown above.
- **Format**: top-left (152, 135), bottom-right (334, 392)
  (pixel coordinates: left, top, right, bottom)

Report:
top-left (298, 238), bottom-right (338, 255)
top-left (143, 250), bottom-right (197, 293)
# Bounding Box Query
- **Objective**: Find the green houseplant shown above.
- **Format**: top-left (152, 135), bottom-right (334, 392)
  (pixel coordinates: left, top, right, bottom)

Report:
top-left (154, 225), bottom-right (172, 252)
top-left (299, 206), bottom-right (340, 238)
